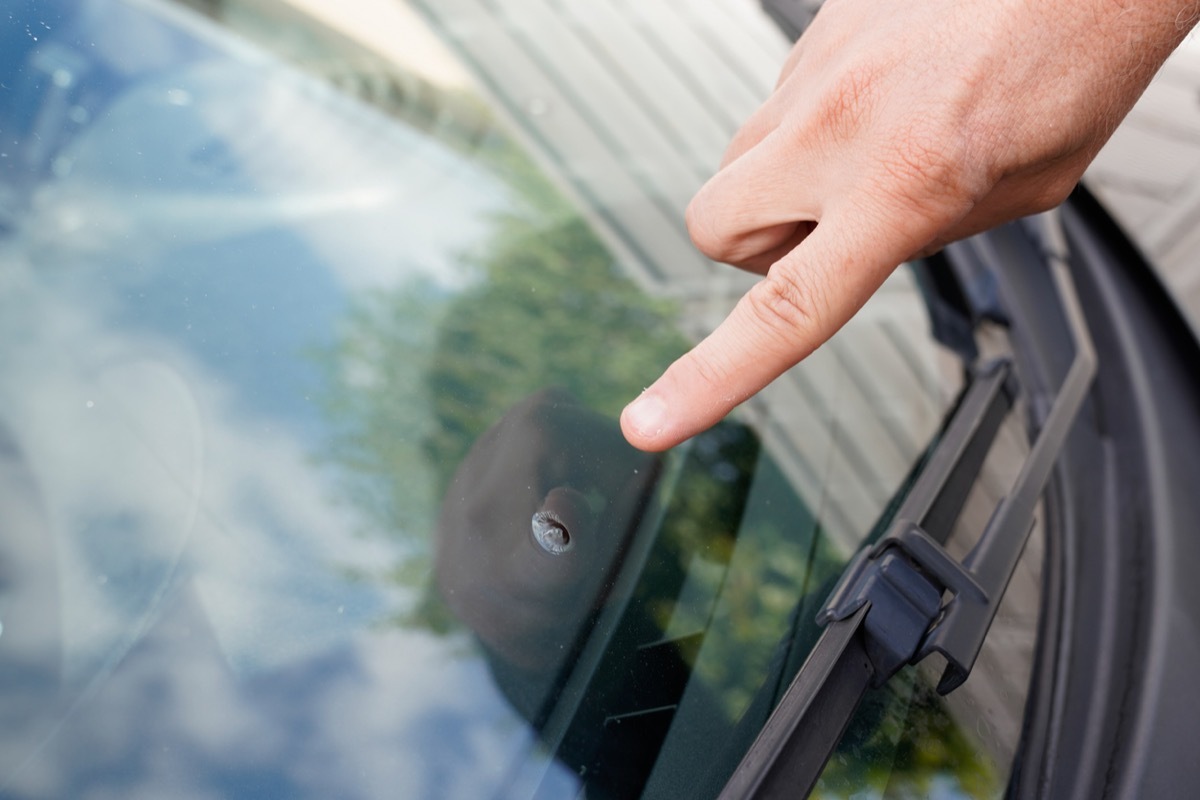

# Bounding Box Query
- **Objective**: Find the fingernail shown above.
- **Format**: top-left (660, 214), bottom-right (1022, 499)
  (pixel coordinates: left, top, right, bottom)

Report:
top-left (623, 393), bottom-right (668, 439)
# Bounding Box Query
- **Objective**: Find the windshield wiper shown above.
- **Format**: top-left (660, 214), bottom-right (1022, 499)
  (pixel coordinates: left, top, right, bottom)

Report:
top-left (718, 219), bottom-right (1097, 799)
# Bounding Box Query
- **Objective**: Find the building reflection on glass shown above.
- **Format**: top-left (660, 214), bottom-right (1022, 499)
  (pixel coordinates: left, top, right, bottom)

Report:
top-left (0, 0), bottom-right (1031, 798)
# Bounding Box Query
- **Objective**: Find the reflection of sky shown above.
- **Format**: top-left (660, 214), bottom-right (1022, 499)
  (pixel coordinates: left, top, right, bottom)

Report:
top-left (4, 586), bottom-right (576, 799)
top-left (23, 42), bottom-right (504, 432)
top-left (0, 0), bottom-right (571, 796)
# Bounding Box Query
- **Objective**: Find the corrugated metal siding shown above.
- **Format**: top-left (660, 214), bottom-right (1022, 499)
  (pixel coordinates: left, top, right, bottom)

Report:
top-left (411, 0), bottom-right (960, 548)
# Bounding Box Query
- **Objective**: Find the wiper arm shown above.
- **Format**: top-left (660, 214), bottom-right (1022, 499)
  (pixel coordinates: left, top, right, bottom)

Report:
top-left (719, 225), bottom-right (1096, 799)
top-left (818, 357), bottom-right (1014, 689)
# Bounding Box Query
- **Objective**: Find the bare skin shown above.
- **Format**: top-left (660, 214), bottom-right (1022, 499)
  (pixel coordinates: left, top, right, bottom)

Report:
top-left (621, 0), bottom-right (1200, 452)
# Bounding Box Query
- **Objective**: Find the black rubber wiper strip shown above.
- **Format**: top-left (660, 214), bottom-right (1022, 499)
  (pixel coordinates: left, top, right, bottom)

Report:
top-left (716, 606), bottom-right (872, 800)
top-left (719, 247), bottom-right (1096, 799)
top-left (717, 358), bottom-right (1015, 800)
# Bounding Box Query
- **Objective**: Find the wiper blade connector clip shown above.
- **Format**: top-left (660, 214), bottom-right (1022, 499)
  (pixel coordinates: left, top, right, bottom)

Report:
top-left (819, 520), bottom-right (988, 688)
top-left (818, 357), bottom-right (1013, 689)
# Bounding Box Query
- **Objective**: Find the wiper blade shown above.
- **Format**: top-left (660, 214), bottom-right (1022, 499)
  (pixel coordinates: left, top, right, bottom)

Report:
top-left (818, 358), bottom-right (1013, 688)
top-left (720, 224), bottom-right (1096, 799)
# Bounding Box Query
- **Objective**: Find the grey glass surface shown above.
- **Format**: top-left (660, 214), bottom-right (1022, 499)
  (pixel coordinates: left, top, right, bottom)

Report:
top-left (0, 1), bottom-right (978, 798)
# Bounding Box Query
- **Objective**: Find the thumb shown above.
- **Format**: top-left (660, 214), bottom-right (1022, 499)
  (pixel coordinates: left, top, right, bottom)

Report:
top-left (620, 204), bottom-right (928, 451)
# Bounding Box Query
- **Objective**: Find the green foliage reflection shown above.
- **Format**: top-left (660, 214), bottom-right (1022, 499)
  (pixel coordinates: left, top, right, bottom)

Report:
top-left (316, 133), bottom-right (686, 630)
top-left (309, 58), bottom-right (1002, 800)
top-left (420, 145), bottom-right (688, 495)
top-left (813, 671), bottom-right (1002, 799)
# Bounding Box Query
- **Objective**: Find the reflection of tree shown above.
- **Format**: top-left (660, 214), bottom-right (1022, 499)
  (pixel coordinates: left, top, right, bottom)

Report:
top-left (315, 137), bottom-right (687, 630)
top-left (313, 86), bottom-right (998, 800)
top-left (421, 148), bottom-right (688, 495)
top-left (813, 672), bottom-right (1000, 799)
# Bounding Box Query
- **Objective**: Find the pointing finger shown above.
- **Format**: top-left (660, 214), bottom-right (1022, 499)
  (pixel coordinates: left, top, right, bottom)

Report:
top-left (620, 198), bottom-right (938, 451)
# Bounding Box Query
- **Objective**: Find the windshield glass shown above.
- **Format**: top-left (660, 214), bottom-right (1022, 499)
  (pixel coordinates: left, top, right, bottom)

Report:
top-left (0, 1), bottom-right (974, 797)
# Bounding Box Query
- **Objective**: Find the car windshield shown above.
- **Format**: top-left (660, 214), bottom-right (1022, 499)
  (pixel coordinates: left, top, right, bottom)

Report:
top-left (0, 1), bottom-right (1019, 798)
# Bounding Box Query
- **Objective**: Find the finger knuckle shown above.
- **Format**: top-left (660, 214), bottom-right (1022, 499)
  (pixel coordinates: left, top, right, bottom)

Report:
top-left (686, 193), bottom-right (743, 263)
top-left (1028, 174), bottom-right (1077, 213)
top-left (876, 124), bottom-right (982, 222)
top-left (813, 64), bottom-right (883, 140)
top-left (890, 131), bottom-right (969, 195)
top-left (745, 272), bottom-right (824, 342)
top-left (686, 348), bottom-right (734, 393)
top-left (685, 195), bottom-right (723, 260)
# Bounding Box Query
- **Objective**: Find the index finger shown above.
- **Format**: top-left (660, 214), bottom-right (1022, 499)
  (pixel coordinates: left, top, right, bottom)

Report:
top-left (619, 199), bottom-right (938, 452)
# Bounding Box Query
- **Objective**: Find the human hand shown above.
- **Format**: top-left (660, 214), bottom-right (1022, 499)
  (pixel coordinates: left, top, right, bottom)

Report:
top-left (621, 0), bottom-right (1197, 451)
top-left (435, 388), bottom-right (659, 673)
